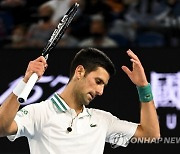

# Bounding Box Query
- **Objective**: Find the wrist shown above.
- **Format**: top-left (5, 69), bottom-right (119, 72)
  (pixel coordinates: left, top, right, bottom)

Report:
top-left (137, 81), bottom-right (149, 87)
top-left (13, 79), bottom-right (26, 96)
top-left (136, 83), bottom-right (153, 103)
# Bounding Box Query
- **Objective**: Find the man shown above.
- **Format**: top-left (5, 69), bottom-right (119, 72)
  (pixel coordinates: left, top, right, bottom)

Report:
top-left (0, 48), bottom-right (160, 154)
top-left (79, 14), bottom-right (118, 48)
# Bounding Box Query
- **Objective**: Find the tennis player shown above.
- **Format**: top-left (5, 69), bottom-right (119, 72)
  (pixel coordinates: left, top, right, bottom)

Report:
top-left (0, 48), bottom-right (160, 154)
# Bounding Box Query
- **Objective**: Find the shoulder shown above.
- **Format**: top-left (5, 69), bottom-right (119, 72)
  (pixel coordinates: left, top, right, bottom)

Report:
top-left (88, 108), bottom-right (114, 118)
top-left (19, 100), bottom-right (56, 116)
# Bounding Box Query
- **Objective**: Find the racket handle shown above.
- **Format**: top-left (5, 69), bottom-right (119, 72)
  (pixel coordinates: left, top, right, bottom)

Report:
top-left (17, 73), bottom-right (38, 103)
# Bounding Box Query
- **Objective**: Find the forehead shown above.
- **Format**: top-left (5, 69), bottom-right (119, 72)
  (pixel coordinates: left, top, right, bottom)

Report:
top-left (87, 67), bottom-right (110, 84)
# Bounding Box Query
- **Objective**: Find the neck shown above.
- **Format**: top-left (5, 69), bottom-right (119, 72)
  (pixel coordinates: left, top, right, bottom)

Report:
top-left (59, 83), bottom-right (83, 115)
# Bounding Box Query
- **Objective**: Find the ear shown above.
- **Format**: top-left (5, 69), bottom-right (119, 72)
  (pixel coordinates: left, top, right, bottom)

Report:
top-left (75, 65), bottom-right (85, 80)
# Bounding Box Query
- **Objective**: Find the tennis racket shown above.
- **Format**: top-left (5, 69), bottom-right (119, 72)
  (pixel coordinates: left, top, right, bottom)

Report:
top-left (17, 3), bottom-right (79, 103)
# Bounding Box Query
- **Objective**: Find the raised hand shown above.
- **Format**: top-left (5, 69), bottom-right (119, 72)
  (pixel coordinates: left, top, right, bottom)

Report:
top-left (24, 56), bottom-right (48, 83)
top-left (121, 49), bottom-right (148, 87)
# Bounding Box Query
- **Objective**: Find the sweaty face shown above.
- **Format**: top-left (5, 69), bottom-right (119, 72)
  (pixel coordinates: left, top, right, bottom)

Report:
top-left (75, 67), bottom-right (110, 106)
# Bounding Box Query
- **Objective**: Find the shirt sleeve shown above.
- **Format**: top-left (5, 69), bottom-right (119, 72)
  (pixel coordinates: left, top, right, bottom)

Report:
top-left (105, 112), bottom-right (139, 147)
top-left (7, 102), bottom-right (47, 142)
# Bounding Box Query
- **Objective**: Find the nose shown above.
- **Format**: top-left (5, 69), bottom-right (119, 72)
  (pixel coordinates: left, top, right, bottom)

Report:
top-left (96, 85), bottom-right (104, 96)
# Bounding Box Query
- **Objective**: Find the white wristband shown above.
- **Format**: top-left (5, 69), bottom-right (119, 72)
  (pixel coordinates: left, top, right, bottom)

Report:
top-left (13, 79), bottom-right (26, 96)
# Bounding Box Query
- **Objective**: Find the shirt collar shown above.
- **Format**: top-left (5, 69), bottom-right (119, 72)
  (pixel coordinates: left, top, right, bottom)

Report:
top-left (80, 105), bottom-right (91, 117)
top-left (51, 93), bottom-right (70, 112)
top-left (51, 93), bottom-right (91, 117)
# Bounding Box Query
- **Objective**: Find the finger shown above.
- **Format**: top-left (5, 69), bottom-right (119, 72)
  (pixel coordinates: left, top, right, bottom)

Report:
top-left (27, 61), bottom-right (44, 75)
top-left (34, 62), bottom-right (47, 73)
top-left (44, 64), bottom-right (48, 70)
top-left (35, 62), bottom-right (48, 71)
top-left (130, 58), bottom-right (140, 64)
top-left (32, 67), bottom-right (45, 77)
top-left (121, 66), bottom-right (132, 76)
top-left (34, 56), bottom-right (48, 70)
top-left (35, 56), bottom-right (47, 66)
top-left (127, 49), bottom-right (139, 61)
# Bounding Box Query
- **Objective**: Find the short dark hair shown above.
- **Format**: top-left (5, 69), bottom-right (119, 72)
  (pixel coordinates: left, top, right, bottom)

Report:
top-left (69, 47), bottom-right (116, 80)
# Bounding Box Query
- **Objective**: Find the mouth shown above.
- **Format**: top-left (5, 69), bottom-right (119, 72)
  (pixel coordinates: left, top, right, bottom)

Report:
top-left (88, 92), bottom-right (95, 100)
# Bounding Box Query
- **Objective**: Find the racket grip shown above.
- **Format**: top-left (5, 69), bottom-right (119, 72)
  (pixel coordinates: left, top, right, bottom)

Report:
top-left (17, 73), bottom-right (38, 104)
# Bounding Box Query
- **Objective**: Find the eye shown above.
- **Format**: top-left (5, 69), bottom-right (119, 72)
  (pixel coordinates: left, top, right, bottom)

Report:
top-left (96, 79), bottom-right (101, 85)
top-left (95, 78), bottom-right (103, 85)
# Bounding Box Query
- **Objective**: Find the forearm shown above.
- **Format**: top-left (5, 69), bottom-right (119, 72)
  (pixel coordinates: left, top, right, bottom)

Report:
top-left (135, 83), bottom-right (160, 139)
top-left (0, 93), bottom-right (20, 136)
top-left (139, 100), bottom-right (160, 138)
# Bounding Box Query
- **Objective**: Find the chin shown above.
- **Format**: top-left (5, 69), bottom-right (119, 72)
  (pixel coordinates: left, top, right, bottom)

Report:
top-left (83, 99), bottom-right (91, 106)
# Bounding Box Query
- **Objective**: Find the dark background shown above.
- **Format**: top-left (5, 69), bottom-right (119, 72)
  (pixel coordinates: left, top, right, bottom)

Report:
top-left (0, 47), bottom-right (180, 154)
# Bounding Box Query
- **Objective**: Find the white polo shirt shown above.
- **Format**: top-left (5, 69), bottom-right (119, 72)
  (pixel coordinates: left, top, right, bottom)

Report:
top-left (8, 93), bottom-right (138, 154)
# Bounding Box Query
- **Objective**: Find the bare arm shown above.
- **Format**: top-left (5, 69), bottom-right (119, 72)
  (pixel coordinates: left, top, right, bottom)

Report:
top-left (121, 49), bottom-right (160, 139)
top-left (135, 100), bottom-right (160, 138)
top-left (0, 56), bottom-right (47, 137)
top-left (0, 93), bottom-right (20, 137)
